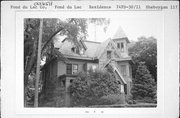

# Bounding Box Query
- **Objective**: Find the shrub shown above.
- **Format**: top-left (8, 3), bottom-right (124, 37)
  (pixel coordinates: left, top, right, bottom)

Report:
top-left (69, 70), bottom-right (121, 106)
top-left (136, 97), bottom-right (156, 104)
top-left (98, 94), bottom-right (125, 105)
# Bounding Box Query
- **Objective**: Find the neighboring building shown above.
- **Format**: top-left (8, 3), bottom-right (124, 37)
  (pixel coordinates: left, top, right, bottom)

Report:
top-left (41, 26), bottom-right (133, 107)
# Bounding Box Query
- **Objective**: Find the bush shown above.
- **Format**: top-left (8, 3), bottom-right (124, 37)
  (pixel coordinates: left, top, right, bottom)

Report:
top-left (98, 94), bottom-right (125, 105)
top-left (126, 94), bottom-right (136, 104)
top-left (136, 97), bottom-right (156, 103)
top-left (69, 69), bottom-right (122, 107)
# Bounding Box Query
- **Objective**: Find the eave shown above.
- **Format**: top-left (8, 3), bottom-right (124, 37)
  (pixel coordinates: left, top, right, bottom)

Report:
top-left (63, 54), bottom-right (98, 62)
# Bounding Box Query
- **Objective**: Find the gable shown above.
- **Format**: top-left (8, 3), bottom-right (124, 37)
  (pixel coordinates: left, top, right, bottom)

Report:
top-left (97, 39), bottom-right (121, 60)
top-left (59, 38), bottom-right (80, 56)
top-left (107, 41), bottom-right (115, 50)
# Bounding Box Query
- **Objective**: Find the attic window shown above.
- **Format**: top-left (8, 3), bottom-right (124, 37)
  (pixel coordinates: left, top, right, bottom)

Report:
top-left (107, 51), bottom-right (112, 59)
top-left (71, 47), bottom-right (76, 53)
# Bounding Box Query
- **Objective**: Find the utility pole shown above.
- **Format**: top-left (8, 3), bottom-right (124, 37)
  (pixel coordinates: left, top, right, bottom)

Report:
top-left (34, 19), bottom-right (43, 107)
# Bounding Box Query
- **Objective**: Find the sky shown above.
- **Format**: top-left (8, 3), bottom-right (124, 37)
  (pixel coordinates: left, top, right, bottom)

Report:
top-left (54, 12), bottom-right (163, 46)
top-left (86, 12), bottom-right (163, 42)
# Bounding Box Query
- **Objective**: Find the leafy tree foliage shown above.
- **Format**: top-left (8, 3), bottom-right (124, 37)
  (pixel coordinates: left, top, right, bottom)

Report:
top-left (128, 36), bottom-right (157, 82)
top-left (69, 69), bottom-right (121, 106)
top-left (131, 62), bottom-right (156, 102)
top-left (24, 18), bottom-right (109, 106)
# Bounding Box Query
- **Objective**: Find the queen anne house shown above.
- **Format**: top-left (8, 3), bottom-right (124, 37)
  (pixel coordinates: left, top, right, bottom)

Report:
top-left (41, 26), bottom-right (133, 106)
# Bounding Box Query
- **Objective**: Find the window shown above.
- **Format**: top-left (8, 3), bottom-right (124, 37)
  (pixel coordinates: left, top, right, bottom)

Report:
top-left (117, 43), bottom-right (120, 49)
top-left (120, 65), bottom-right (127, 76)
top-left (120, 42), bottom-right (124, 52)
top-left (66, 64), bottom-right (78, 74)
top-left (72, 64), bottom-right (78, 74)
top-left (70, 79), bottom-right (73, 83)
top-left (107, 51), bottom-right (112, 59)
top-left (124, 84), bottom-right (127, 94)
top-left (92, 65), bottom-right (96, 70)
top-left (66, 64), bottom-right (72, 74)
top-left (71, 47), bottom-right (76, 53)
top-left (80, 48), bottom-right (84, 55)
top-left (120, 85), bottom-right (124, 93)
top-left (91, 65), bottom-right (97, 72)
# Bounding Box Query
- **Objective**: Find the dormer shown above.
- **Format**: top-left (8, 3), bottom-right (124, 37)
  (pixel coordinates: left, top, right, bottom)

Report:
top-left (112, 26), bottom-right (130, 57)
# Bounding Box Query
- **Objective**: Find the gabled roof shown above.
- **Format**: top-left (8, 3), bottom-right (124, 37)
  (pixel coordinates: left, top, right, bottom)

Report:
top-left (55, 26), bottom-right (132, 61)
top-left (83, 40), bottom-right (101, 58)
top-left (58, 39), bottom-right (101, 60)
top-left (95, 38), bottom-right (111, 58)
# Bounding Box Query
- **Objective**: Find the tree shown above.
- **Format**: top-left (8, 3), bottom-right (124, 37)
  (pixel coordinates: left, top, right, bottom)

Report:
top-left (24, 18), bottom-right (110, 106)
top-left (128, 36), bottom-right (157, 82)
top-left (131, 62), bottom-right (156, 102)
top-left (24, 18), bottom-right (66, 106)
top-left (69, 69), bottom-right (121, 106)
top-left (88, 18), bottom-right (110, 40)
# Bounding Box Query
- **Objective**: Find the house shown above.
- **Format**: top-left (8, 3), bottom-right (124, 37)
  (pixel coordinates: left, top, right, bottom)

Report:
top-left (41, 26), bottom-right (132, 107)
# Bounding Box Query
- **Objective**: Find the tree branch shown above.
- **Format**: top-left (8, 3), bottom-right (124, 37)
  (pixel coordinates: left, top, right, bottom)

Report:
top-left (41, 27), bottom-right (64, 53)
